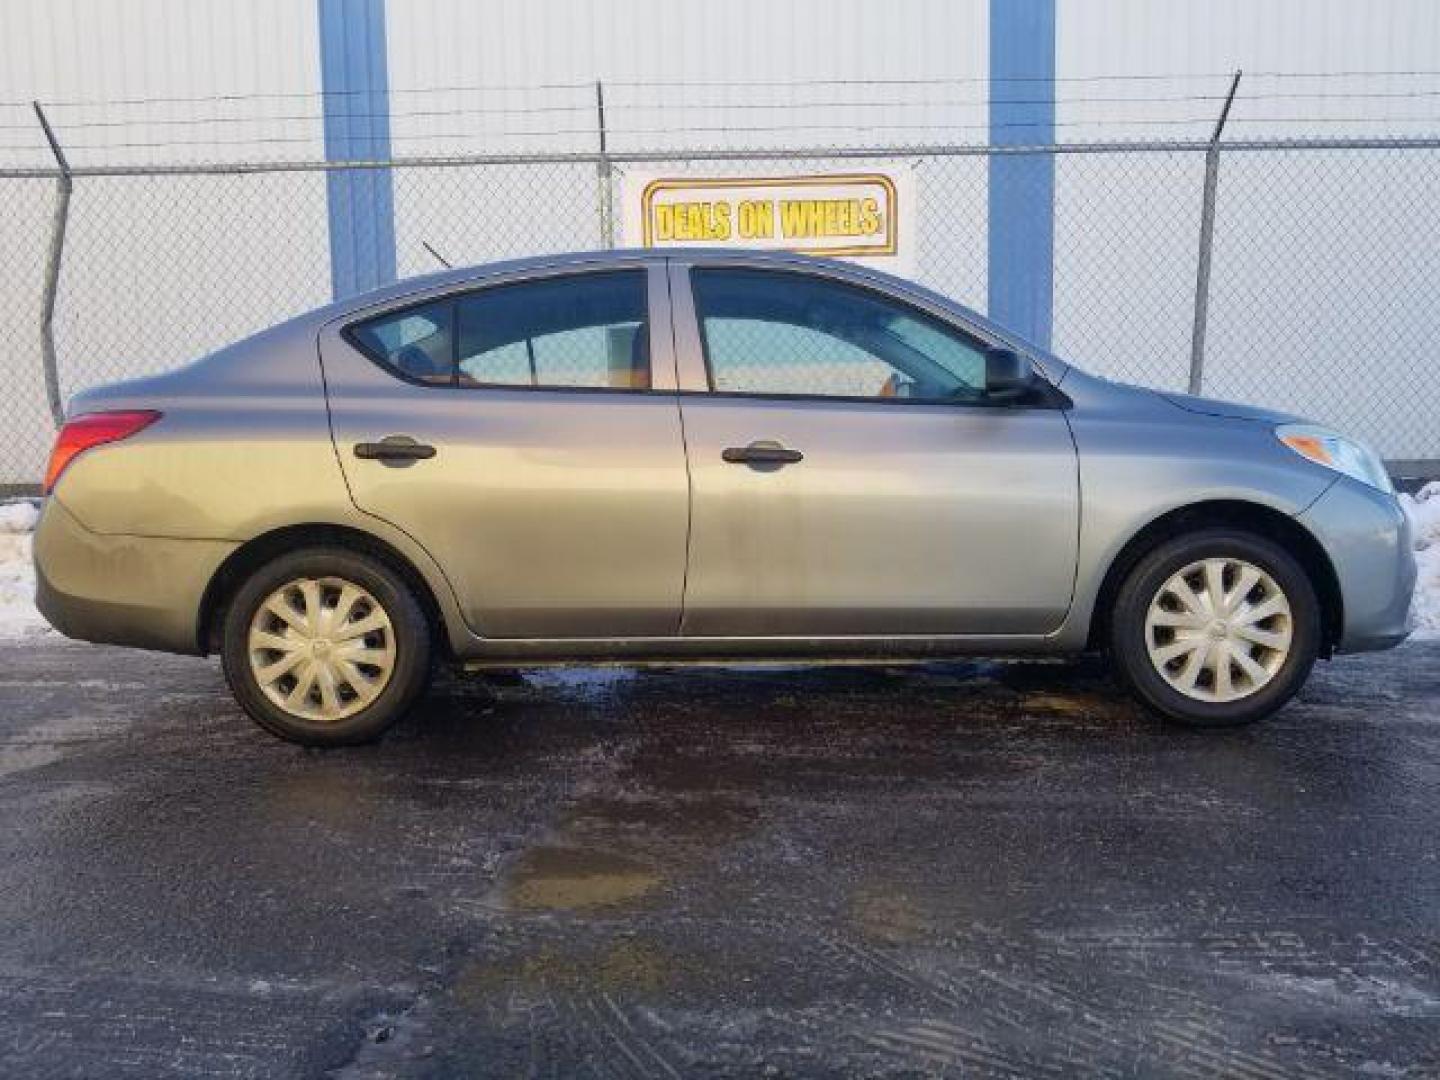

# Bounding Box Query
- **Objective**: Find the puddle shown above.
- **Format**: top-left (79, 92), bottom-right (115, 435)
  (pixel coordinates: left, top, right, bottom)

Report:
top-left (504, 846), bottom-right (661, 911)
top-left (851, 886), bottom-right (928, 945)
top-left (264, 764), bottom-right (389, 828)
top-left (0, 714), bottom-right (121, 779)
top-left (1024, 692), bottom-right (1104, 714)
top-left (457, 938), bottom-right (670, 1004)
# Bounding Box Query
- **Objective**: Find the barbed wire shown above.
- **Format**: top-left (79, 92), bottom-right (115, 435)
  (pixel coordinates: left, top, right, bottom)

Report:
top-left (9, 88), bottom-right (1440, 136)
top-left (9, 115), bottom-right (1440, 156)
top-left (6, 68), bottom-right (1440, 112)
top-left (1, 72), bottom-right (1439, 158)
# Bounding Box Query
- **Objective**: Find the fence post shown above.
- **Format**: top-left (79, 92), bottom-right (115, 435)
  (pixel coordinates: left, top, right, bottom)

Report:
top-left (595, 80), bottom-right (615, 249)
top-left (1187, 70), bottom-right (1241, 397)
top-left (34, 101), bottom-right (71, 428)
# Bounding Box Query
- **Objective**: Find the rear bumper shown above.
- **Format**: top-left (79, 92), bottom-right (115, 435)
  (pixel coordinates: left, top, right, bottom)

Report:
top-left (1297, 479), bottom-right (1417, 654)
top-left (33, 497), bottom-right (237, 656)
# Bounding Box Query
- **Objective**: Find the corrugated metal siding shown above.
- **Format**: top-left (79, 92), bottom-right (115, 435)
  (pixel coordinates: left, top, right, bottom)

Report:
top-left (388, 0), bottom-right (986, 87)
top-left (1056, 0), bottom-right (1440, 141)
top-left (0, 0), bottom-right (320, 168)
top-left (0, 0), bottom-right (330, 489)
top-left (5, 1), bottom-right (1436, 162)
top-left (1051, 0), bottom-right (1440, 458)
top-left (384, 0), bottom-right (989, 153)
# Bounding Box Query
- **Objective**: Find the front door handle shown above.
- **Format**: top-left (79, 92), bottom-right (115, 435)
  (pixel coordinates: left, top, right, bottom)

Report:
top-left (354, 436), bottom-right (437, 462)
top-left (722, 441), bottom-right (804, 466)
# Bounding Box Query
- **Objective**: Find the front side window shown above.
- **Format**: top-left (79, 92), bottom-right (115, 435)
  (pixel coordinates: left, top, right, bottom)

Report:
top-left (347, 270), bottom-right (651, 390)
top-left (691, 268), bottom-right (989, 402)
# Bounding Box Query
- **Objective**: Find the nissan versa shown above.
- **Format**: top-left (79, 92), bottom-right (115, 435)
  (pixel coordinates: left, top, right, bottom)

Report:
top-left (32, 251), bottom-right (1415, 745)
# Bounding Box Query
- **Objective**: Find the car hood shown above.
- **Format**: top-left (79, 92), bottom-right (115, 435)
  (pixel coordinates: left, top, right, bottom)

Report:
top-left (1155, 390), bottom-right (1302, 425)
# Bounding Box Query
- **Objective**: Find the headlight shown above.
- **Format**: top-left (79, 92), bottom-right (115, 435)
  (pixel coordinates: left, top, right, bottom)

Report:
top-left (1276, 424), bottom-right (1393, 493)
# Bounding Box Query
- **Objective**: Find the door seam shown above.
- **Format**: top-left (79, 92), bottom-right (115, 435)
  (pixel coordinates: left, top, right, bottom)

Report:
top-left (665, 258), bottom-right (696, 637)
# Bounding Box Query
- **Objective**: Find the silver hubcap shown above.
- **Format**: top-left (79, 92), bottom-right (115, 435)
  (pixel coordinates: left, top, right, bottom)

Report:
top-left (248, 577), bottom-right (396, 722)
top-left (1144, 557), bottom-right (1293, 703)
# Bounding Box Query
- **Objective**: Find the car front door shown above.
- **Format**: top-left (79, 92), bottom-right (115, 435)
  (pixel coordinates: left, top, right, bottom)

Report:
top-left (321, 261), bottom-right (689, 639)
top-left (671, 261), bottom-right (1080, 637)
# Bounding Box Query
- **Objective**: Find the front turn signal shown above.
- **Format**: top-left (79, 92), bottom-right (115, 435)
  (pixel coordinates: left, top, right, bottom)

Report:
top-left (1276, 423), bottom-right (1392, 494)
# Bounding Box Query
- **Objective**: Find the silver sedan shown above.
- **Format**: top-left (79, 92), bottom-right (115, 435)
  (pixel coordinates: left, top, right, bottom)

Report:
top-left (32, 250), bottom-right (1415, 745)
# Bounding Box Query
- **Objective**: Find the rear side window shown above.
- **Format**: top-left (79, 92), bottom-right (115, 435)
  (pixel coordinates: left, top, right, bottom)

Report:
top-left (346, 270), bottom-right (651, 390)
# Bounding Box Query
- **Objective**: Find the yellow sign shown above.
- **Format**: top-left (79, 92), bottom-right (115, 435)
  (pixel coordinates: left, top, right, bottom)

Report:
top-left (622, 170), bottom-right (914, 271)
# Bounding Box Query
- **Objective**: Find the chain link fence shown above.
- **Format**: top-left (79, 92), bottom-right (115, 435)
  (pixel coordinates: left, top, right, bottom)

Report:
top-left (1, 177), bottom-right (60, 488)
top-left (2, 138), bottom-right (1439, 486)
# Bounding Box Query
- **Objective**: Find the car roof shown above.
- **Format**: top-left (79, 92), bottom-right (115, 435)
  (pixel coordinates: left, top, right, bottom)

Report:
top-left (339, 247), bottom-right (894, 304)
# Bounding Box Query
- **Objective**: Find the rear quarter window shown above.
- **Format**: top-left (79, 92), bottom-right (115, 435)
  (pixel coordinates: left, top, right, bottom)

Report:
top-left (346, 300), bottom-right (454, 384)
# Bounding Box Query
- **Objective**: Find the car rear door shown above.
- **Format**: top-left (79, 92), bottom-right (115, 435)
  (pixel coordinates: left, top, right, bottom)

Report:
top-left (670, 260), bottom-right (1080, 637)
top-left (320, 260), bottom-right (689, 639)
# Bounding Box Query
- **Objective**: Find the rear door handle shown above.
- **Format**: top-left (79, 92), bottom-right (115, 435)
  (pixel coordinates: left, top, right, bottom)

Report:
top-left (722, 441), bottom-right (804, 466)
top-left (354, 437), bottom-right (437, 462)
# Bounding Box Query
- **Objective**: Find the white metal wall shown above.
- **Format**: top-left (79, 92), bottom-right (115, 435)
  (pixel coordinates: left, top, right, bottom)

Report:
top-left (1057, 0), bottom-right (1440, 141)
top-left (7, 0), bottom-right (1435, 159)
top-left (2, 0), bottom-right (1439, 482)
top-left (0, 0), bottom-right (321, 167)
top-left (1052, 0), bottom-right (1440, 440)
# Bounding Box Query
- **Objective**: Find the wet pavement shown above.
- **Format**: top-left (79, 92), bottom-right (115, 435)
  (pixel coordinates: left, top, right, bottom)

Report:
top-left (0, 639), bottom-right (1437, 1078)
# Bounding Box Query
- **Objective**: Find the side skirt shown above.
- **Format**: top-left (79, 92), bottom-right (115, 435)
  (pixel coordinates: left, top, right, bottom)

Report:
top-left (452, 632), bottom-right (1086, 668)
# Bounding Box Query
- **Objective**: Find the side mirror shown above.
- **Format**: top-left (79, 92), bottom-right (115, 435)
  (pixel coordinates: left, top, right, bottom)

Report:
top-left (985, 347), bottom-right (1037, 400)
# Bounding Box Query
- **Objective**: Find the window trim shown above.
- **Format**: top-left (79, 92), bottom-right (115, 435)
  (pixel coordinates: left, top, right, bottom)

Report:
top-left (670, 260), bottom-right (1069, 411)
top-left (338, 263), bottom-right (671, 395)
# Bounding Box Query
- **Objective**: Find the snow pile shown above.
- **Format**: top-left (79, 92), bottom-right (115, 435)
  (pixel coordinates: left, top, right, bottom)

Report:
top-left (0, 500), bottom-right (52, 641)
top-left (1401, 482), bottom-right (1440, 640)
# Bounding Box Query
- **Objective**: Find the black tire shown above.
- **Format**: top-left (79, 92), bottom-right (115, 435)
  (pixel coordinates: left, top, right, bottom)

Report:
top-left (221, 547), bottom-right (432, 746)
top-left (1109, 528), bottom-right (1321, 728)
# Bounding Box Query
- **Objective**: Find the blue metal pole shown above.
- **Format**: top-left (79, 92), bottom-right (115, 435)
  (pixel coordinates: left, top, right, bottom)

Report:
top-left (988, 0), bottom-right (1056, 347)
top-left (318, 0), bottom-right (396, 299)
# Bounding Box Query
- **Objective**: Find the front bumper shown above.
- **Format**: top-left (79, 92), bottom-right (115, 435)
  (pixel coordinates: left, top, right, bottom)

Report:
top-left (33, 497), bottom-right (238, 655)
top-left (1297, 478), bottom-right (1417, 654)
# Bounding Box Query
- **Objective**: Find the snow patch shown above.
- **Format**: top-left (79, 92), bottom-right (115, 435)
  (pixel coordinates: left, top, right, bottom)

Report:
top-left (0, 500), bottom-right (52, 641)
top-left (1400, 482), bottom-right (1440, 640)
top-left (0, 501), bottom-right (39, 532)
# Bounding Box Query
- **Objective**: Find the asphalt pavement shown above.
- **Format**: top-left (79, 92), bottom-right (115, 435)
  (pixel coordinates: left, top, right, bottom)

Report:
top-left (0, 638), bottom-right (1437, 1077)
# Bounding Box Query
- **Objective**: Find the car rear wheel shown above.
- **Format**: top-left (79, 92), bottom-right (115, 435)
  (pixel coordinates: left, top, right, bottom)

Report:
top-left (221, 548), bottom-right (432, 746)
top-left (1109, 529), bottom-right (1321, 727)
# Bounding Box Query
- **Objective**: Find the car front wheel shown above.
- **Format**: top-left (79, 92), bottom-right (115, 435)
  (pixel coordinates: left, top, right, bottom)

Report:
top-left (1109, 529), bottom-right (1322, 727)
top-left (221, 547), bottom-right (432, 746)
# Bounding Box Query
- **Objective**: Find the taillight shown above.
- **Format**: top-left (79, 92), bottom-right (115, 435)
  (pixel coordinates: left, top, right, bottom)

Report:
top-left (44, 410), bottom-right (162, 494)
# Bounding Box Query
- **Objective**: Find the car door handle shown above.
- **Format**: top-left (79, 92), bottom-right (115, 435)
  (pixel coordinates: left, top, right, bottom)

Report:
top-left (354, 438), bottom-right (437, 462)
top-left (722, 442), bottom-right (804, 466)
